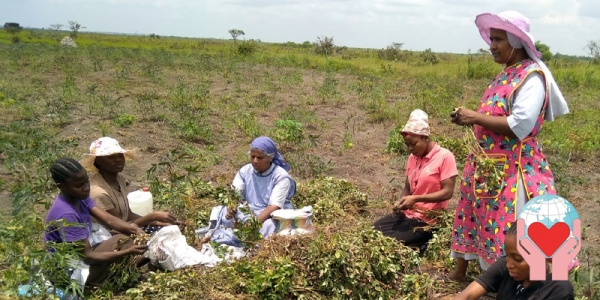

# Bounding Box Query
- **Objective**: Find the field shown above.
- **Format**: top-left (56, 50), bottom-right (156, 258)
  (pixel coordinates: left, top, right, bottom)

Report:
top-left (1, 29), bottom-right (600, 299)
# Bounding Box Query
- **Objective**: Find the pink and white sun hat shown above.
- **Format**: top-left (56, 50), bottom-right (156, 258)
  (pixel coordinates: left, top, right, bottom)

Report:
top-left (79, 137), bottom-right (135, 172)
top-left (475, 10), bottom-right (542, 59)
top-left (474, 10), bottom-right (570, 122)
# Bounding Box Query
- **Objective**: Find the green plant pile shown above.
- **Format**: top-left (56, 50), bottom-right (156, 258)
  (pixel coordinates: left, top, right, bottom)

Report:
top-left (292, 176), bottom-right (369, 223)
top-left (128, 224), bottom-right (422, 300)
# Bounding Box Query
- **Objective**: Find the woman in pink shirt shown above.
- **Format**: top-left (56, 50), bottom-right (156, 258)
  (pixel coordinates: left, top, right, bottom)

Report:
top-left (374, 109), bottom-right (458, 251)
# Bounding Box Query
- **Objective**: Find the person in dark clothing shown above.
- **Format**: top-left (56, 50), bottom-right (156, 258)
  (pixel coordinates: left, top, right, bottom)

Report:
top-left (453, 221), bottom-right (575, 300)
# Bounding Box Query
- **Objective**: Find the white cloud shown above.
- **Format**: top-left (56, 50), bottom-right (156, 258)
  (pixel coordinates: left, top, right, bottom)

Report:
top-left (1, 0), bottom-right (598, 55)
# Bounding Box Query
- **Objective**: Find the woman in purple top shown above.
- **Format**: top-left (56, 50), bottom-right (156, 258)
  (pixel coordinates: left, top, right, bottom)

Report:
top-left (44, 158), bottom-right (147, 291)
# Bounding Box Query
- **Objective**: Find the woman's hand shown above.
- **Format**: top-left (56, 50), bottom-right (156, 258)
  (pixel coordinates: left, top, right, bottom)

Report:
top-left (151, 211), bottom-right (178, 224)
top-left (397, 195), bottom-right (419, 211)
top-left (130, 223), bottom-right (145, 235)
top-left (127, 244), bottom-right (148, 256)
top-left (225, 208), bottom-right (237, 220)
top-left (450, 107), bottom-right (479, 126)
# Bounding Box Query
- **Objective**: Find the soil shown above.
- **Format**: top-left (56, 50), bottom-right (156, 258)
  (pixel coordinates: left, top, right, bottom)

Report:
top-left (1, 63), bottom-right (598, 300)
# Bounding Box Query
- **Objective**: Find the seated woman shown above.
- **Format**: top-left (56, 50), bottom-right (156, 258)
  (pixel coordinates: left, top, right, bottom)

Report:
top-left (373, 109), bottom-right (458, 251)
top-left (79, 137), bottom-right (178, 235)
top-left (453, 221), bottom-right (575, 300)
top-left (44, 158), bottom-right (147, 291)
top-left (203, 136), bottom-right (296, 243)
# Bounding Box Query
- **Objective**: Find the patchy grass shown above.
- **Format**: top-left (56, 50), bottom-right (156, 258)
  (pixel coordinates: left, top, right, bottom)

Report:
top-left (1, 28), bottom-right (600, 299)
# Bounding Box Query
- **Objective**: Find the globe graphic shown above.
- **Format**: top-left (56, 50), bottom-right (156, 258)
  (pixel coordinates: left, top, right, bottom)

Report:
top-left (518, 194), bottom-right (580, 256)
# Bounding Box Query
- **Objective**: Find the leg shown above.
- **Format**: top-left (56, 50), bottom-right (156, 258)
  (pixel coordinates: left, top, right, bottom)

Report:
top-left (448, 257), bottom-right (468, 282)
top-left (373, 213), bottom-right (432, 247)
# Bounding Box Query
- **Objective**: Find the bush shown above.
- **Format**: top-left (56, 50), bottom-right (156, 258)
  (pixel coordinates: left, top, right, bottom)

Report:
top-left (420, 49), bottom-right (439, 65)
top-left (113, 113), bottom-right (136, 127)
top-left (314, 36), bottom-right (335, 56)
top-left (273, 119), bottom-right (304, 144)
top-left (237, 40), bottom-right (258, 56)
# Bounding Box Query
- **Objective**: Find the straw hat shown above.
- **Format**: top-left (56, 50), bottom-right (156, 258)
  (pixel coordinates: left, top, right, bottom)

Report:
top-left (79, 137), bottom-right (136, 172)
top-left (475, 10), bottom-right (542, 59)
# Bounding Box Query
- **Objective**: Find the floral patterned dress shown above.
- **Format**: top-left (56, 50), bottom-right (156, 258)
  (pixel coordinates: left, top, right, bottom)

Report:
top-left (450, 60), bottom-right (557, 266)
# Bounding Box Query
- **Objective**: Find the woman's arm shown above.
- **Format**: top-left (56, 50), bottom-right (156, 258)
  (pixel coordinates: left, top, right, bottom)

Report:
top-left (452, 282), bottom-right (487, 300)
top-left (397, 176), bottom-right (456, 210)
top-left (451, 72), bottom-right (545, 139)
top-left (91, 206), bottom-right (143, 235)
top-left (400, 178), bottom-right (410, 198)
top-left (256, 205), bottom-right (281, 223)
top-left (81, 239), bottom-right (141, 265)
top-left (130, 211), bottom-right (177, 227)
top-left (412, 176), bottom-right (457, 203)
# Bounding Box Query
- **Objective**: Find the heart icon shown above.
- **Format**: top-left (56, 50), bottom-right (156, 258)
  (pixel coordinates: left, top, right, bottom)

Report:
top-left (527, 222), bottom-right (570, 257)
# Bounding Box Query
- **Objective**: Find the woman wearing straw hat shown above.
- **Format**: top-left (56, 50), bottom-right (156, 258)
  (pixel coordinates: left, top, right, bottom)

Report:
top-left (80, 137), bottom-right (179, 235)
top-left (446, 11), bottom-right (572, 282)
top-left (373, 109), bottom-right (458, 253)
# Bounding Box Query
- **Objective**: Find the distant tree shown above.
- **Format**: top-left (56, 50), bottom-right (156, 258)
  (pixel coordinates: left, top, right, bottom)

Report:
top-left (314, 36), bottom-right (335, 56)
top-left (3, 22), bottom-right (22, 34)
top-left (68, 21), bottom-right (85, 38)
top-left (49, 23), bottom-right (63, 31)
top-left (478, 48), bottom-right (489, 56)
top-left (228, 29), bottom-right (245, 42)
top-left (535, 41), bottom-right (553, 61)
top-left (377, 42), bottom-right (406, 61)
top-left (585, 40), bottom-right (600, 63)
top-left (419, 48), bottom-right (439, 65)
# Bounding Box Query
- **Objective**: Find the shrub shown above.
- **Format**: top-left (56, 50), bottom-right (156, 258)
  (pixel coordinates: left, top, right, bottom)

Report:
top-left (113, 113), bottom-right (136, 127)
top-left (237, 40), bottom-right (258, 56)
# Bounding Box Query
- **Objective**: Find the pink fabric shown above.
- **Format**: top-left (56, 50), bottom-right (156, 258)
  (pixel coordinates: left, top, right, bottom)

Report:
top-left (403, 143), bottom-right (458, 224)
top-left (450, 60), bottom-right (558, 266)
top-left (475, 11), bottom-right (542, 59)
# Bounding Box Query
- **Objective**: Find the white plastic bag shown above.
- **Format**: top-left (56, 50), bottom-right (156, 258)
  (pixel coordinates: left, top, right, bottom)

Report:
top-left (89, 223), bottom-right (112, 247)
top-left (144, 225), bottom-right (222, 271)
top-left (270, 206), bottom-right (314, 236)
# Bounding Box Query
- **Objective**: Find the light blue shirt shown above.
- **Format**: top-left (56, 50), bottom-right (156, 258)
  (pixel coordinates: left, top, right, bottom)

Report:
top-left (232, 163), bottom-right (295, 214)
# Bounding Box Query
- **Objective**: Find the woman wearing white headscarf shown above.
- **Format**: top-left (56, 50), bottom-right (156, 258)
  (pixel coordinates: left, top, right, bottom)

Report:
top-left (446, 11), bottom-right (572, 282)
top-left (373, 109), bottom-right (458, 252)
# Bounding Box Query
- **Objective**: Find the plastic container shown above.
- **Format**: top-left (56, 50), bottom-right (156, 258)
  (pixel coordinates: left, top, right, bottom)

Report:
top-left (128, 187), bottom-right (153, 216)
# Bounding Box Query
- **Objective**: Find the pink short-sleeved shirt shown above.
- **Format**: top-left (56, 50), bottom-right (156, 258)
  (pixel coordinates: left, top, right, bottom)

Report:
top-left (403, 143), bottom-right (458, 224)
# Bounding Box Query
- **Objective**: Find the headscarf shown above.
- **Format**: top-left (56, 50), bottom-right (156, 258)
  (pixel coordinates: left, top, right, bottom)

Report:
top-left (506, 31), bottom-right (570, 121)
top-left (250, 136), bottom-right (291, 172)
top-left (400, 109), bottom-right (430, 137)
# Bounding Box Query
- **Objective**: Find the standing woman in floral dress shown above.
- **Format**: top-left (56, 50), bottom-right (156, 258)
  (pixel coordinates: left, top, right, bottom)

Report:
top-left (445, 10), bottom-right (572, 282)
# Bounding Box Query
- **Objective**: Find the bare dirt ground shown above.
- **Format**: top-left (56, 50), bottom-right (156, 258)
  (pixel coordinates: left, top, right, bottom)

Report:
top-left (1, 64), bottom-right (598, 299)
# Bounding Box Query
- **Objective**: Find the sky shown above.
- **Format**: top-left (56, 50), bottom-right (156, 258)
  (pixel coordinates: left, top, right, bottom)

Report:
top-left (2, 0), bottom-right (599, 56)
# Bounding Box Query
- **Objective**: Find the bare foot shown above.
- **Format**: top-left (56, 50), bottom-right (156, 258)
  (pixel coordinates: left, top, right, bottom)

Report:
top-left (446, 271), bottom-right (466, 283)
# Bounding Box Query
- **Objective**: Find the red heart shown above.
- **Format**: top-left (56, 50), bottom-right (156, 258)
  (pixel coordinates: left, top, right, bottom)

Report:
top-left (527, 222), bottom-right (570, 257)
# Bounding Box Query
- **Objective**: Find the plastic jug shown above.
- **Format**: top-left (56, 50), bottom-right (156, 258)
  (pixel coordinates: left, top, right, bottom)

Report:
top-left (128, 187), bottom-right (153, 216)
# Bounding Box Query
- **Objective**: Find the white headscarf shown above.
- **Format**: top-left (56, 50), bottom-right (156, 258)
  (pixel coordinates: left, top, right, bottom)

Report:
top-left (401, 109), bottom-right (430, 136)
top-left (506, 32), bottom-right (569, 122)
